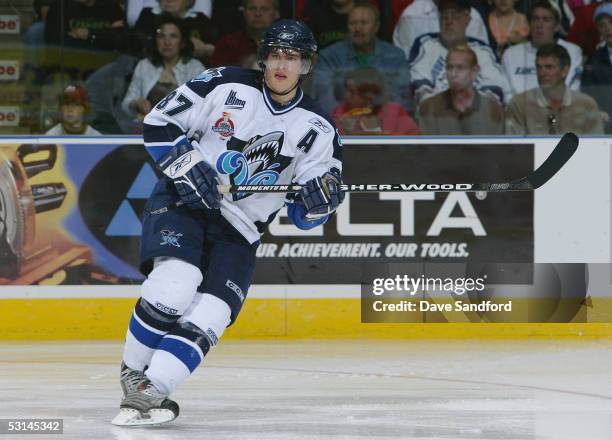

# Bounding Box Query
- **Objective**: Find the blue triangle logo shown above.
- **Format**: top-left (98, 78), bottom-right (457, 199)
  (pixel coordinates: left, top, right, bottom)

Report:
top-left (127, 163), bottom-right (157, 199)
top-left (105, 200), bottom-right (142, 236)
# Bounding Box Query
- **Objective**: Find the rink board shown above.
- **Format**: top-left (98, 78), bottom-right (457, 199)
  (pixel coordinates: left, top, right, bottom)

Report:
top-left (0, 136), bottom-right (611, 339)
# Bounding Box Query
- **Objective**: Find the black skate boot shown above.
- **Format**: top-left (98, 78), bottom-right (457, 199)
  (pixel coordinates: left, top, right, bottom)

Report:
top-left (111, 378), bottom-right (179, 426)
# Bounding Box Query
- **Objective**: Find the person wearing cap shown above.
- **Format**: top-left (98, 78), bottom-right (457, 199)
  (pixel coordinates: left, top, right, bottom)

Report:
top-left (45, 85), bottom-right (102, 136)
top-left (502, 0), bottom-right (583, 101)
top-left (583, 1), bottom-right (612, 133)
top-left (408, 0), bottom-right (510, 106)
top-left (506, 43), bottom-right (603, 134)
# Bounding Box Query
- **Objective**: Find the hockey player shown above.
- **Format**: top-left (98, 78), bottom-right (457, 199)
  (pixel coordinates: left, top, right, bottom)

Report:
top-left (111, 19), bottom-right (344, 426)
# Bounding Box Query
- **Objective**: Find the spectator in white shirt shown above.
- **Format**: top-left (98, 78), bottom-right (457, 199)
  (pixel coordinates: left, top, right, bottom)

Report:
top-left (45, 85), bottom-right (102, 136)
top-left (502, 0), bottom-right (583, 99)
top-left (127, 0), bottom-right (212, 27)
top-left (122, 16), bottom-right (204, 122)
top-left (408, 0), bottom-right (510, 106)
top-left (393, 0), bottom-right (490, 58)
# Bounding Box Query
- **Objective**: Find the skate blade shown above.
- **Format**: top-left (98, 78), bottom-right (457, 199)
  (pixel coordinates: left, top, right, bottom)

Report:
top-left (111, 408), bottom-right (177, 427)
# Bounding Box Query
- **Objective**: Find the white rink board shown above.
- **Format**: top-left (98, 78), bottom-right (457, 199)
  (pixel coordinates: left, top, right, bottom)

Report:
top-left (0, 136), bottom-right (610, 299)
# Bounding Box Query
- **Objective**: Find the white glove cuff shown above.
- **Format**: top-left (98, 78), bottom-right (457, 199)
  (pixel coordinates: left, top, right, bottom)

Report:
top-left (162, 148), bottom-right (205, 179)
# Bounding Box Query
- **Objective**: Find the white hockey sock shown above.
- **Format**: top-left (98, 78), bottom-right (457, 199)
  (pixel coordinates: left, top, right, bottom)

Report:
top-left (143, 294), bottom-right (232, 395)
top-left (122, 257), bottom-right (203, 371)
top-left (145, 349), bottom-right (191, 396)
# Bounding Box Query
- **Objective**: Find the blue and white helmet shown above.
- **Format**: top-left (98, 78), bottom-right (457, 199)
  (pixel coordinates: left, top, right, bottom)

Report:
top-left (258, 19), bottom-right (318, 74)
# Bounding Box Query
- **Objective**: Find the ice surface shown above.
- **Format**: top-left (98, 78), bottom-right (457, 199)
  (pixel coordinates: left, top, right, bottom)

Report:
top-left (1, 340), bottom-right (611, 439)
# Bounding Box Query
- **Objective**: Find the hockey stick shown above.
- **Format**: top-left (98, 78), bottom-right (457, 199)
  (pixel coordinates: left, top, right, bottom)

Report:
top-left (150, 133), bottom-right (578, 215)
top-left (217, 132), bottom-right (578, 193)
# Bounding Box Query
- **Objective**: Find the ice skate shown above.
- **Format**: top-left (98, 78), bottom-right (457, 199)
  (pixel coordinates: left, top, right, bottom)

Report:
top-left (111, 378), bottom-right (179, 427)
top-left (119, 362), bottom-right (145, 396)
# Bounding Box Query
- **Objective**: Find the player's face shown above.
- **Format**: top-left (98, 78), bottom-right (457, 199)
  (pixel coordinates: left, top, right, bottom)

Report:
top-left (536, 56), bottom-right (568, 89)
top-left (348, 7), bottom-right (380, 49)
top-left (156, 23), bottom-right (183, 60)
top-left (439, 9), bottom-right (470, 46)
top-left (530, 8), bottom-right (559, 46)
top-left (61, 103), bottom-right (85, 125)
top-left (264, 48), bottom-right (304, 92)
top-left (446, 51), bottom-right (478, 91)
top-left (596, 15), bottom-right (612, 47)
top-left (244, 0), bottom-right (278, 32)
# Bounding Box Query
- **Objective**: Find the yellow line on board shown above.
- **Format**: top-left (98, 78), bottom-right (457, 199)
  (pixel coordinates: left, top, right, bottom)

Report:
top-left (1, 298), bottom-right (611, 340)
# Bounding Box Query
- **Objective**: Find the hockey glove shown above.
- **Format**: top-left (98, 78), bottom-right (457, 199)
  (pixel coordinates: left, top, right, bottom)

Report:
top-left (299, 169), bottom-right (345, 219)
top-left (157, 140), bottom-right (221, 210)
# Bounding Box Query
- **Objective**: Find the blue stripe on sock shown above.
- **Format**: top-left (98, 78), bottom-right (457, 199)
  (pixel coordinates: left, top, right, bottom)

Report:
top-left (129, 315), bottom-right (164, 349)
top-left (157, 337), bottom-right (202, 373)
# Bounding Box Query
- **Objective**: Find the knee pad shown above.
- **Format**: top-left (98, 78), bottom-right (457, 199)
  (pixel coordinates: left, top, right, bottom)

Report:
top-left (181, 294), bottom-right (231, 347)
top-left (141, 257), bottom-right (203, 317)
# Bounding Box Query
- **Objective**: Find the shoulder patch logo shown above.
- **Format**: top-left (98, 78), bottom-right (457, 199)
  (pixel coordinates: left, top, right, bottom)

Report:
top-left (308, 117), bottom-right (331, 133)
top-left (193, 67), bottom-right (226, 83)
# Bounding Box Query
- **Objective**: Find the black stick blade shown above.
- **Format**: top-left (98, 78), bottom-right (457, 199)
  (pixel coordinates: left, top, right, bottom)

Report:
top-left (527, 132), bottom-right (579, 189)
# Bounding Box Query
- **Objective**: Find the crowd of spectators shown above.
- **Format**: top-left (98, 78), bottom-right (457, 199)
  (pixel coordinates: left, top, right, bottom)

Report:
top-left (6, 0), bottom-right (612, 135)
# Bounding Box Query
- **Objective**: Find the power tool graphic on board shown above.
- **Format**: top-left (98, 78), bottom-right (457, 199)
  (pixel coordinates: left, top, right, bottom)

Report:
top-left (0, 144), bottom-right (69, 280)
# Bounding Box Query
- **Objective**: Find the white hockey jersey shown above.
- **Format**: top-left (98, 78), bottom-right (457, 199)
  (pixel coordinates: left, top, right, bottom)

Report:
top-left (393, 0), bottom-right (490, 59)
top-left (502, 39), bottom-right (583, 100)
top-left (143, 67), bottom-right (343, 244)
top-left (408, 34), bottom-right (511, 106)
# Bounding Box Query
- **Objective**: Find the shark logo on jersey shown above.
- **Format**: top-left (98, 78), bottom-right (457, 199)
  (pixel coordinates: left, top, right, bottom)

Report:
top-left (160, 229), bottom-right (183, 247)
top-left (216, 131), bottom-right (292, 200)
top-left (193, 67), bottom-right (225, 83)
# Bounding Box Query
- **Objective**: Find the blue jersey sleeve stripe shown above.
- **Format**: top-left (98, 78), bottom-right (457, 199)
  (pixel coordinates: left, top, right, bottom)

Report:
top-left (143, 123), bottom-right (189, 162)
top-left (143, 122), bottom-right (186, 144)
